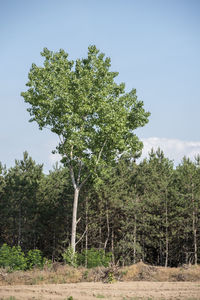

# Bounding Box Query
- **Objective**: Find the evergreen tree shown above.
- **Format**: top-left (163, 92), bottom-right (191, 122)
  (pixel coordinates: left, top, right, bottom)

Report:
top-left (2, 152), bottom-right (43, 250)
top-left (135, 149), bottom-right (174, 266)
top-left (173, 157), bottom-right (200, 265)
top-left (37, 164), bottom-right (73, 260)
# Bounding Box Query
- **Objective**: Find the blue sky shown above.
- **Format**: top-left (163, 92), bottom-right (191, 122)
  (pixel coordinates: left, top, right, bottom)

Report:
top-left (1, 0), bottom-right (200, 172)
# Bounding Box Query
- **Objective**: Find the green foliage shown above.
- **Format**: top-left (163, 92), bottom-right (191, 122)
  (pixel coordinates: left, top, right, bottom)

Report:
top-left (26, 249), bottom-right (44, 269)
top-left (1, 147), bottom-right (200, 268)
top-left (36, 164), bottom-right (73, 260)
top-left (0, 244), bottom-right (47, 271)
top-left (62, 247), bottom-right (78, 267)
top-left (107, 272), bottom-right (115, 283)
top-left (78, 248), bottom-right (112, 268)
top-left (2, 152), bottom-right (43, 251)
top-left (0, 244), bottom-right (27, 271)
top-left (21, 46), bottom-right (150, 167)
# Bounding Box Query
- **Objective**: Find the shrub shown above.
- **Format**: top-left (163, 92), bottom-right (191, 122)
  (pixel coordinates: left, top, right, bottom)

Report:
top-left (0, 244), bottom-right (47, 271)
top-left (0, 243), bottom-right (27, 271)
top-left (78, 248), bottom-right (112, 268)
top-left (62, 247), bottom-right (78, 267)
top-left (26, 249), bottom-right (44, 269)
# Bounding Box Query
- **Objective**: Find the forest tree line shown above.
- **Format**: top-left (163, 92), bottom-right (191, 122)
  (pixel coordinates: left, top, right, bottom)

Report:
top-left (0, 149), bottom-right (200, 268)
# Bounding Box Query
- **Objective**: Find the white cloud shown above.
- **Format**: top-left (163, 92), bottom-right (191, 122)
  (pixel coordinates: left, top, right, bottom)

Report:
top-left (47, 137), bottom-right (200, 169)
top-left (49, 152), bottom-right (62, 164)
top-left (140, 137), bottom-right (200, 165)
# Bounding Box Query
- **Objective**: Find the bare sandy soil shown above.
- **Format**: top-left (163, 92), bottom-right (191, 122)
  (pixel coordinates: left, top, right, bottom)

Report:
top-left (0, 281), bottom-right (200, 300)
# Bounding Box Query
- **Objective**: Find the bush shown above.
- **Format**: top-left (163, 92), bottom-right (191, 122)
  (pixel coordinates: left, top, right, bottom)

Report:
top-left (26, 249), bottom-right (44, 269)
top-left (78, 248), bottom-right (112, 268)
top-left (0, 244), bottom-right (27, 271)
top-left (0, 244), bottom-right (47, 271)
top-left (62, 247), bottom-right (78, 267)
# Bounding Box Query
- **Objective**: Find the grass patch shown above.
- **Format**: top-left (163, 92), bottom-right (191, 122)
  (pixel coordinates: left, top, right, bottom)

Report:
top-left (96, 294), bottom-right (105, 298)
top-left (0, 297), bottom-right (18, 300)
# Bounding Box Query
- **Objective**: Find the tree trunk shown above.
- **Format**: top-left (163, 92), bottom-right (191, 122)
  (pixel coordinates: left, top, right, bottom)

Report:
top-left (71, 187), bottom-right (80, 253)
top-left (111, 227), bottom-right (115, 264)
top-left (18, 202), bottom-right (22, 246)
top-left (133, 214), bottom-right (137, 264)
top-left (165, 233), bottom-right (169, 267)
top-left (52, 229), bottom-right (56, 262)
top-left (192, 183), bottom-right (197, 265)
top-left (165, 192), bottom-right (168, 268)
top-left (104, 208), bottom-right (110, 251)
top-left (193, 206), bottom-right (197, 265)
top-left (85, 197), bottom-right (88, 268)
top-left (194, 225), bottom-right (197, 265)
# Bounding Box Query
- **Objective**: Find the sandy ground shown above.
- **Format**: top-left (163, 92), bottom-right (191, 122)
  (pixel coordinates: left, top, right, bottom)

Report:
top-left (0, 281), bottom-right (200, 299)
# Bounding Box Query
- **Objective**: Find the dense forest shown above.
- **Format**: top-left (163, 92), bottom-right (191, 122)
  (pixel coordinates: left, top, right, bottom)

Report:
top-left (0, 149), bottom-right (199, 268)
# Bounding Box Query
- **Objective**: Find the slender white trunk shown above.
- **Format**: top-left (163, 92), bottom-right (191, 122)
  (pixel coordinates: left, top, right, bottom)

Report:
top-left (68, 140), bottom-right (106, 254)
top-left (71, 187), bottom-right (79, 253)
top-left (104, 208), bottom-right (110, 250)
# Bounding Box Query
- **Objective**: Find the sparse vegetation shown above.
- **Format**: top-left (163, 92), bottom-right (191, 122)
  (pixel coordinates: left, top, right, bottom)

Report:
top-left (0, 262), bottom-right (200, 286)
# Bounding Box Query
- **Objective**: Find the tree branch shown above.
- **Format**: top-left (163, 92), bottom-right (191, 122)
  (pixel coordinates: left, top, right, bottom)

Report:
top-left (75, 228), bottom-right (87, 246)
top-left (96, 138), bottom-right (107, 165)
top-left (76, 217), bottom-right (81, 225)
top-left (104, 207), bottom-right (110, 251)
top-left (77, 159), bottom-right (82, 186)
top-left (79, 173), bottom-right (91, 190)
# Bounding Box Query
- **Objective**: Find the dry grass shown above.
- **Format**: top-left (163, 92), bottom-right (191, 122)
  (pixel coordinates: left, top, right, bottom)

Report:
top-left (0, 262), bottom-right (200, 286)
top-left (120, 262), bottom-right (157, 281)
top-left (120, 262), bottom-right (200, 282)
top-left (0, 264), bottom-right (83, 286)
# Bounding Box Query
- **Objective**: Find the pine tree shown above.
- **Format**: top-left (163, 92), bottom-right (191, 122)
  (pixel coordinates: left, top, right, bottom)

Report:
top-left (174, 157), bottom-right (200, 265)
top-left (3, 152), bottom-right (43, 250)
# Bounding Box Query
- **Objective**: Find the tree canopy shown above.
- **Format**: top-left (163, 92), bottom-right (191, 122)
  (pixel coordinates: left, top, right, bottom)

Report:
top-left (21, 45), bottom-right (150, 172)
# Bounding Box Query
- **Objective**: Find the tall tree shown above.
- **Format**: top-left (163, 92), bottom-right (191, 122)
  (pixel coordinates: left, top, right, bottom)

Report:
top-left (3, 152), bottom-right (43, 249)
top-left (136, 149), bottom-right (174, 266)
top-left (37, 164), bottom-right (73, 260)
top-left (21, 45), bottom-right (150, 253)
top-left (174, 157), bottom-right (200, 265)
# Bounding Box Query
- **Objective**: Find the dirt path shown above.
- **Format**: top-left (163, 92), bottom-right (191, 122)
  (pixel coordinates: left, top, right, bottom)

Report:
top-left (0, 281), bottom-right (200, 299)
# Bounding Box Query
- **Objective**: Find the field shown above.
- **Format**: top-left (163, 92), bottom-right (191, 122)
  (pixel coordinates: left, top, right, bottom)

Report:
top-left (1, 263), bottom-right (200, 299)
top-left (1, 281), bottom-right (200, 299)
